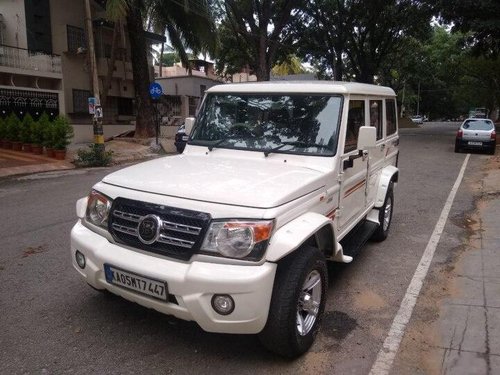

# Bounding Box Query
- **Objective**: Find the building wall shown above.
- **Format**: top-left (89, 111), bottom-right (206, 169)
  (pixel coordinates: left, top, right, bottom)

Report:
top-left (0, 0), bottom-right (28, 48)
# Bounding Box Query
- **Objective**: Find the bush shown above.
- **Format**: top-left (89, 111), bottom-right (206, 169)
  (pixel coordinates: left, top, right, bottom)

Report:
top-left (52, 115), bottom-right (74, 150)
top-left (37, 113), bottom-right (51, 146)
top-left (5, 113), bottom-right (21, 141)
top-left (20, 114), bottom-right (35, 144)
top-left (43, 121), bottom-right (56, 148)
top-left (75, 144), bottom-right (113, 167)
top-left (0, 117), bottom-right (6, 140)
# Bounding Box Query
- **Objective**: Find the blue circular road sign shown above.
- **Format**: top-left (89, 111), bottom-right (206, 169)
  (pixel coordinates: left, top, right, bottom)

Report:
top-left (149, 82), bottom-right (163, 100)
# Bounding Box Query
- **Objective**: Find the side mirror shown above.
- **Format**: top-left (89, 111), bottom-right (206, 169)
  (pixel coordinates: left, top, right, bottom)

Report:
top-left (184, 117), bottom-right (196, 135)
top-left (357, 126), bottom-right (376, 150)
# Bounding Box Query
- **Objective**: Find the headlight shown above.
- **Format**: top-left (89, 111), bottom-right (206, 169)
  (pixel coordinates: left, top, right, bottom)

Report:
top-left (201, 220), bottom-right (274, 260)
top-left (85, 190), bottom-right (112, 228)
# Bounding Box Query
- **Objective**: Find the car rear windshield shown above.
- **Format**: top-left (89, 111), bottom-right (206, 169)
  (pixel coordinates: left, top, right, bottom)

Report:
top-left (190, 93), bottom-right (343, 156)
top-left (463, 120), bottom-right (494, 130)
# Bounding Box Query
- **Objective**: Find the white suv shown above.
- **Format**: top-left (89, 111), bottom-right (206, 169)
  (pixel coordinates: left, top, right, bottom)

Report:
top-left (71, 82), bottom-right (399, 357)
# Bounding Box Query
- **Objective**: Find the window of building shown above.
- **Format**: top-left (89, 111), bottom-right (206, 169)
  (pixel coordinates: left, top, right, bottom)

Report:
top-left (370, 100), bottom-right (383, 140)
top-left (118, 97), bottom-right (134, 116)
top-left (67, 25), bottom-right (87, 53)
top-left (72, 89), bottom-right (91, 113)
top-left (386, 99), bottom-right (397, 135)
top-left (344, 100), bottom-right (365, 153)
top-left (188, 97), bottom-right (199, 116)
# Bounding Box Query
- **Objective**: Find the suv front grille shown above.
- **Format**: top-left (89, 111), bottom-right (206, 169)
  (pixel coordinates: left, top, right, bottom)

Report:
top-left (108, 198), bottom-right (211, 260)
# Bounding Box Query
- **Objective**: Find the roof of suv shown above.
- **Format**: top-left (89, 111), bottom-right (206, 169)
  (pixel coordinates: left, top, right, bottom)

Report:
top-left (207, 81), bottom-right (396, 96)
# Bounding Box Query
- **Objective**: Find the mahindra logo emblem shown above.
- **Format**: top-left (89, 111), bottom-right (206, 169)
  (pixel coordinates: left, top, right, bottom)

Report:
top-left (137, 215), bottom-right (161, 244)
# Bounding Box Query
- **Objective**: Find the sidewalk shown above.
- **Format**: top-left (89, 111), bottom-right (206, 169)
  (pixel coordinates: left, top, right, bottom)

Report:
top-left (393, 154), bottom-right (500, 374)
top-left (0, 139), bottom-right (166, 179)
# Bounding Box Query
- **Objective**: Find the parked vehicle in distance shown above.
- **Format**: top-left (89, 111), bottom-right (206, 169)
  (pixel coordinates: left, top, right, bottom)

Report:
top-left (410, 115), bottom-right (423, 124)
top-left (455, 118), bottom-right (496, 154)
top-left (174, 123), bottom-right (188, 153)
top-left (71, 82), bottom-right (400, 358)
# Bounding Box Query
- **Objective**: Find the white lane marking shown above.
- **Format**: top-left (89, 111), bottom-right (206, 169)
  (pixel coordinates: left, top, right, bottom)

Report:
top-left (369, 154), bottom-right (470, 375)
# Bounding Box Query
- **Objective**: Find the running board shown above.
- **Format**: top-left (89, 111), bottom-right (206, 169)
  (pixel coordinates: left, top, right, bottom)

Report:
top-left (339, 220), bottom-right (379, 257)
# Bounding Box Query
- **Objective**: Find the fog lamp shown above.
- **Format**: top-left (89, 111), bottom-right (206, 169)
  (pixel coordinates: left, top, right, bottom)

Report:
top-left (75, 250), bottom-right (86, 269)
top-left (211, 294), bottom-right (235, 315)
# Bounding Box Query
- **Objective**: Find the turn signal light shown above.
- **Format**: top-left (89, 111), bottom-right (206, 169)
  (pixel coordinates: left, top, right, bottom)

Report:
top-left (457, 130), bottom-right (463, 138)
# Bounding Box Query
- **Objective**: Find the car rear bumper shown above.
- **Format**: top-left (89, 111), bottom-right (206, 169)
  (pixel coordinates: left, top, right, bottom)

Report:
top-left (456, 139), bottom-right (496, 149)
top-left (71, 220), bottom-right (277, 334)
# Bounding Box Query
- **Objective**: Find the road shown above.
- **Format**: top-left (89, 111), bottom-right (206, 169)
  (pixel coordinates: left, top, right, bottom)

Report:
top-left (0, 122), bottom-right (488, 374)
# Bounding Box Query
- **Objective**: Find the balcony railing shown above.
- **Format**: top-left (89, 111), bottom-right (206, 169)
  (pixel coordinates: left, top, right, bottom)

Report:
top-left (0, 44), bottom-right (62, 74)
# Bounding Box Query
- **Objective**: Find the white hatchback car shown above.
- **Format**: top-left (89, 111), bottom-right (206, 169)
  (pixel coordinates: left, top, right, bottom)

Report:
top-left (455, 118), bottom-right (496, 154)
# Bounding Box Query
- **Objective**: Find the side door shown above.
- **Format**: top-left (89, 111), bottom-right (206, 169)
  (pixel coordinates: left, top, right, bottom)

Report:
top-left (366, 98), bottom-right (386, 206)
top-left (338, 99), bottom-right (368, 229)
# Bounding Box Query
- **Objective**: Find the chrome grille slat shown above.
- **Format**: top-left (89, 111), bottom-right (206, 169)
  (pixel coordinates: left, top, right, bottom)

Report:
top-left (113, 210), bottom-right (141, 222)
top-left (157, 234), bottom-right (195, 248)
top-left (112, 223), bottom-right (138, 236)
top-left (162, 221), bottom-right (202, 235)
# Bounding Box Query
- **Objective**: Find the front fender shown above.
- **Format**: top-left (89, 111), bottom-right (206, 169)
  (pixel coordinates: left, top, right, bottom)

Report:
top-left (374, 165), bottom-right (398, 207)
top-left (265, 212), bottom-right (335, 262)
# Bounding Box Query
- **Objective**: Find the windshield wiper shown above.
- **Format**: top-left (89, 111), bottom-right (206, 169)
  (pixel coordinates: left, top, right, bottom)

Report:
top-left (264, 141), bottom-right (331, 157)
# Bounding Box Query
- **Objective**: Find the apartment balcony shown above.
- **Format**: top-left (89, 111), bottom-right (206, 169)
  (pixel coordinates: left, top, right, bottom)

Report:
top-left (0, 44), bottom-right (62, 78)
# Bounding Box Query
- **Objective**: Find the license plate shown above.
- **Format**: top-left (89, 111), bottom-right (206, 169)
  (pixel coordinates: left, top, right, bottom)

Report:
top-left (468, 141), bottom-right (482, 146)
top-left (104, 264), bottom-right (167, 301)
top-left (182, 135), bottom-right (188, 141)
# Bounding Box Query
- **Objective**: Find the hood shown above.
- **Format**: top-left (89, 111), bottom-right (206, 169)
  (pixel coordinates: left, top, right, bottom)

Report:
top-left (102, 154), bottom-right (325, 208)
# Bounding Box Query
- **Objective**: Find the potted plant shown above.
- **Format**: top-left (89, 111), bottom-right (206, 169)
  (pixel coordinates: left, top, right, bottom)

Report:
top-left (0, 116), bottom-right (6, 148)
top-left (20, 113), bottom-right (34, 152)
top-left (43, 120), bottom-right (56, 157)
top-left (31, 113), bottom-right (49, 154)
top-left (52, 115), bottom-right (74, 160)
top-left (5, 113), bottom-right (21, 150)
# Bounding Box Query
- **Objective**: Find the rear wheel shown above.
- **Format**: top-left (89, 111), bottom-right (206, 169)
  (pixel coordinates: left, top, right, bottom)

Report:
top-left (258, 247), bottom-right (327, 358)
top-left (371, 182), bottom-right (394, 242)
top-left (454, 140), bottom-right (461, 153)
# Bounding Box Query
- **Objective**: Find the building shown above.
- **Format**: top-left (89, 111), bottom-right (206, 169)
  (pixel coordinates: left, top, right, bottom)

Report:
top-left (0, 0), bottom-right (163, 134)
top-left (154, 59), bottom-right (221, 126)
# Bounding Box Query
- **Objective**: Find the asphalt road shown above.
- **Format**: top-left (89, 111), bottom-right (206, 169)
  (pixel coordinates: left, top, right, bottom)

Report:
top-left (0, 122), bottom-right (486, 374)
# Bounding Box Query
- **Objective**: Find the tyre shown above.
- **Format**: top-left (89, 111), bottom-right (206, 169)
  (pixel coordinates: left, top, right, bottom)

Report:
top-left (454, 141), bottom-right (460, 153)
top-left (258, 246), bottom-right (327, 358)
top-left (489, 145), bottom-right (496, 155)
top-left (371, 181), bottom-right (394, 242)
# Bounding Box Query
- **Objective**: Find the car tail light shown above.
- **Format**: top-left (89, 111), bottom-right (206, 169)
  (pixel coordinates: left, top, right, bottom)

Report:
top-left (491, 131), bottom-right (496, 140)
top-left (457, 130), bottom-right (463, 138)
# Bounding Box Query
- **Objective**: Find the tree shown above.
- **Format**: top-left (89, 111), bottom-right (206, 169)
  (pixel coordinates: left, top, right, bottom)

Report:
top-left (437, 0), bottom-right (500, 57)
top-left (272, 54), bottom-right (306, 76)
top-left (292, 0), bottom-right (433, 83)
top-left (217, 0), bottom-right (301, 81)
top-left (104, 0), bottom-right (216, 138)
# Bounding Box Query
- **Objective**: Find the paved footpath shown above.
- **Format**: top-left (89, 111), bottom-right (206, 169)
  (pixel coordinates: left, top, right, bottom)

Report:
top-left (392, 154), bottom-right (500, 375)
top-left (0, 148), bottom-right (74, 178)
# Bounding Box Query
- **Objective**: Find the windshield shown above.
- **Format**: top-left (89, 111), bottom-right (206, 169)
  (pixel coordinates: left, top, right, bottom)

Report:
top-left (190, 93), bottom-right (343, 156)
top-left (463, 119), bottom-right (493, 130)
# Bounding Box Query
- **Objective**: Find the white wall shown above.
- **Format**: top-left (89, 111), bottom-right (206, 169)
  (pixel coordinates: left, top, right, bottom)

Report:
top-left (1, 0), bottom-right (28, 48)
top-left (71, 124), bottom-right (135, 144)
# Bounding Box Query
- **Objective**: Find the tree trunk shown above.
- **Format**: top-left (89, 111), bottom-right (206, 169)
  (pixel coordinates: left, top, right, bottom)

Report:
top-left (256, 35), bottom-right (270, 81)
top-left (102, 22), bottom-right (120, 107)
top-left (126, 2), bottom-right (156, 138)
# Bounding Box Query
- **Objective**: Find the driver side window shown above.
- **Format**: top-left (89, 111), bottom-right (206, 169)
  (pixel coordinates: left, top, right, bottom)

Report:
top-left (344, 100), bottom-right (365, 153)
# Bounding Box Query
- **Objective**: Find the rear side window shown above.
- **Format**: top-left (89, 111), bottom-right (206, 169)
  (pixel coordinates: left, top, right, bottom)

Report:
top-left (370, 100), bottom-right (383, 140)
top-left (386, 99), bottom-right (397, 135)
top-left (344, 100), bottom-right (365, 153)
top-left (463, 120), bottom-right (494, 130)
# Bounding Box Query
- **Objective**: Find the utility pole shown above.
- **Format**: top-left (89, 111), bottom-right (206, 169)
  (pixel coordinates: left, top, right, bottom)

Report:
top-left (84, 0), bottom-right (105, 155)
top-left (416, 80), bottom-right (421, 116)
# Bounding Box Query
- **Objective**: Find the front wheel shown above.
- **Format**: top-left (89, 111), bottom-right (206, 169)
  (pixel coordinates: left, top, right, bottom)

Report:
top-left (258, 247), bottom-right (327, 358)
top-left (371, 182), bottom-right (394, 242)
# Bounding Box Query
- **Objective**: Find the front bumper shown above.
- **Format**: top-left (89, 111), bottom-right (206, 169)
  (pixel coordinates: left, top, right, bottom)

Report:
top-left (71, 221), bottom-right (276, 334)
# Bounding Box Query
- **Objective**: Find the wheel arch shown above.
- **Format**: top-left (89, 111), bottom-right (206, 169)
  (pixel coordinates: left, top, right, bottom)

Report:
top-left (374, 165), bottom-right (398, 208)
top-left (265, 212), bottom-right (337, 262)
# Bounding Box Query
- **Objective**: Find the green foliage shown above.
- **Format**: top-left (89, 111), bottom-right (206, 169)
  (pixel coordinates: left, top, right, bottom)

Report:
top-left (43, 121), bottom-right (56, 148)
top-left (0, 117), bottom-right (6, 140)
top-left (272, 55), bottom-right (306, 76)
top-left (160, 52), bottom-right (181, 67)
top-left (52, 116), bottom-right (74, 150)
top-left (30, 120), bottom-right (44, 145)
top-left (20, 114), bottom-right (35, 144)
top-left (5, 113), bottom-right (21, 141)
top-left (75, 144), bottom-right (113, 167)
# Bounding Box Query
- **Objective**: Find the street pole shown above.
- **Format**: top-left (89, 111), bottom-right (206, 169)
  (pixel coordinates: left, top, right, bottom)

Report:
top-left (84, 0), bottom-right (104, 156)
top-left (416, 80), bottom-right (421, 116)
